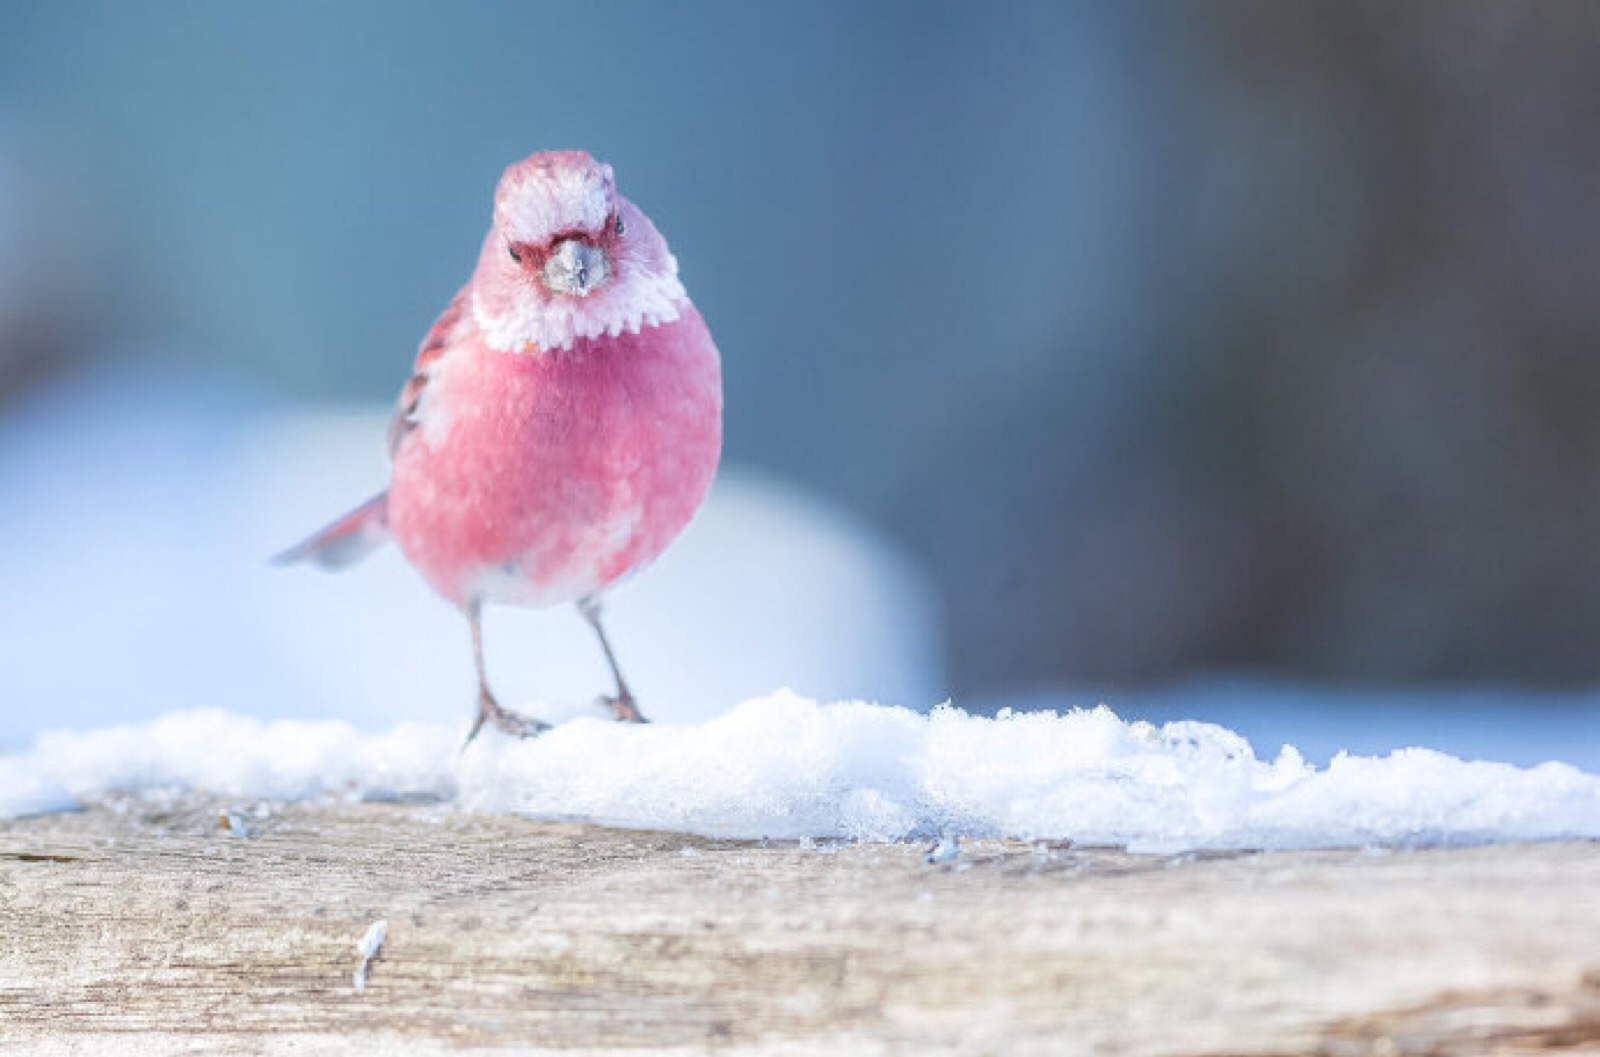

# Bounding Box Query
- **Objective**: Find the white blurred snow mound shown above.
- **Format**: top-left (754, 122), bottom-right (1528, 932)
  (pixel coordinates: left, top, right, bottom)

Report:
top-left (0, 372), bottom-right (942, 746)
top-left (4, 695), bottom-right (1597, 851)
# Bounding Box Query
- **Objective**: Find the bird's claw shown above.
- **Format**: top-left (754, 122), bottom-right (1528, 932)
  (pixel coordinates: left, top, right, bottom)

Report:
top-left (597, 692), bottom-right (649, 724)
top-left (464, 691), bottom-right (551, 748)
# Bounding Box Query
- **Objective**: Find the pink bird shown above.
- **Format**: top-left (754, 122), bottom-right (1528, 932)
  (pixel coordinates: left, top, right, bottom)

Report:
top-left (276, 151), bottom-right (722, 741)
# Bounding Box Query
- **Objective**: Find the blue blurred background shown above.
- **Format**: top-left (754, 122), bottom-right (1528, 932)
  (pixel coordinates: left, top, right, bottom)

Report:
top-left (2, 2), bottom-right (1599, 760)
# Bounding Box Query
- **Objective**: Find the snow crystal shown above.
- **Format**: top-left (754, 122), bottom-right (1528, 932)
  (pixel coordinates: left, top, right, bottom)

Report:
top-left (2, 694), bottom-right (1596, 852)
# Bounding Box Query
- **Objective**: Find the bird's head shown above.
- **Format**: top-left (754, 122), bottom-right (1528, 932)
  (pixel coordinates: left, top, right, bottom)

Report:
top-left (471, 151), bottom-right (687, 353)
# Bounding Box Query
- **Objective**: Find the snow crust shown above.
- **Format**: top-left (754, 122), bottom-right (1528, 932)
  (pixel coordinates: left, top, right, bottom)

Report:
top-left (3, 694), bottom-right (1595, 852)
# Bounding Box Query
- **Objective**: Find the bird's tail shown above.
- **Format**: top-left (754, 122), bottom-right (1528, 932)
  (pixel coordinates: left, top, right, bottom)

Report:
top-left (271, 492), bottom-right (392, 570)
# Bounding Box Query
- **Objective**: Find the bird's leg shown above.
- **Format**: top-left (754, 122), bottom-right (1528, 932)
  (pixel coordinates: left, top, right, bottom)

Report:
top-left (578, 597), bottom-right (648, 723)
top-left (463, 600), bottom-right (550, 746)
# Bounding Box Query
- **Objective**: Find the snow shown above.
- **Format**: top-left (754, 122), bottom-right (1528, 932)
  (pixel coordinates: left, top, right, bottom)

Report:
top-left (2, 695), bottom-right (1595, 852)
top-left (989, 679), bottom-right (1600, 772)
top-left (0, 763), bottom-right (74, 822)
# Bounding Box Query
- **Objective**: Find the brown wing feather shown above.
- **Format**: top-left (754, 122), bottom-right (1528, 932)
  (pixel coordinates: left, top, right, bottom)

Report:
top-left (388, 287), bottom-right (470, 456)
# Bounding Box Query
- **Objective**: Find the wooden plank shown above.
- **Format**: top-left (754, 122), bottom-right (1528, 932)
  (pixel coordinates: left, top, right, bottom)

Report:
top-left (1, 799), bottom-right (1597, 1055)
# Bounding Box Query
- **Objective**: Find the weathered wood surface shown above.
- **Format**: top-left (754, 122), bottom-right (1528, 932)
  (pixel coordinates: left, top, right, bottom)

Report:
top-left (1, 799), bottom-right (1597, 1056)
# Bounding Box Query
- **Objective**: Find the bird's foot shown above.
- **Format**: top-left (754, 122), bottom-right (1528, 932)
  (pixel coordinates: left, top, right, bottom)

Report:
top-left (598, 691), bottom-right (649, 724)
top-left (464, 690), bottom-right (551, 747)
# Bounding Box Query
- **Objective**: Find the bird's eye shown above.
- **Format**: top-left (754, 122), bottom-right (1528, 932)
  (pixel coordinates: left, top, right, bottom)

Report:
top-left (508, 245), bottom-right (523, 264)
top-left (614, 215), bottom-right (625, 236)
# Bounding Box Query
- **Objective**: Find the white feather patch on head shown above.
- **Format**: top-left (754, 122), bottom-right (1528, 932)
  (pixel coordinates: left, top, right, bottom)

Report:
top-left (473, 155), bottom-right (692, 354)
top-left (497, 159), bottom-right (614, 244)
top-left (473, 195), bottom-right (690, 353)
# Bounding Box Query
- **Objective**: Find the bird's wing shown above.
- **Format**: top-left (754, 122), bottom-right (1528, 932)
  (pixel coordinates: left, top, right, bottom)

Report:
top-left (270, 492), bottom-right (390, 570)
top-left (388, 286), bottom-right (470, 456)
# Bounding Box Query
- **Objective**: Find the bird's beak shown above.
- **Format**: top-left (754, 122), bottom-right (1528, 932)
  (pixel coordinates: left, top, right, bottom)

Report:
top-left (541, 239), bottom-right (610, 297)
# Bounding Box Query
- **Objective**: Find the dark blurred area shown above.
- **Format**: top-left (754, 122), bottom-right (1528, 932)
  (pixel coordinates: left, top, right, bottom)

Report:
top-left (3, 1), bottom-right (1599, 698)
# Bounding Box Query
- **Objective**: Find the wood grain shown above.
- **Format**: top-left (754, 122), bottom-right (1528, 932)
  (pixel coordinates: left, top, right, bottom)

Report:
top-left (1, 798), bottom-right (1597, 1055)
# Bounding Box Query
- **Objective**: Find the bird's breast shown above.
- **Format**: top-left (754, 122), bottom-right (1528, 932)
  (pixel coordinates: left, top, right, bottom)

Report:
top-left (388, 306), bottom-right (722, 607)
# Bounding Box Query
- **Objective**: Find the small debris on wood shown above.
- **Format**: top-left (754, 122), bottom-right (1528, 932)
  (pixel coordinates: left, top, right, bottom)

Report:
top-left (217, 811), bottom-right (255, 838)
top-left (925, 836), bottom-right (960, 865)
top-left (352, 919), bottom-right (388, 991)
